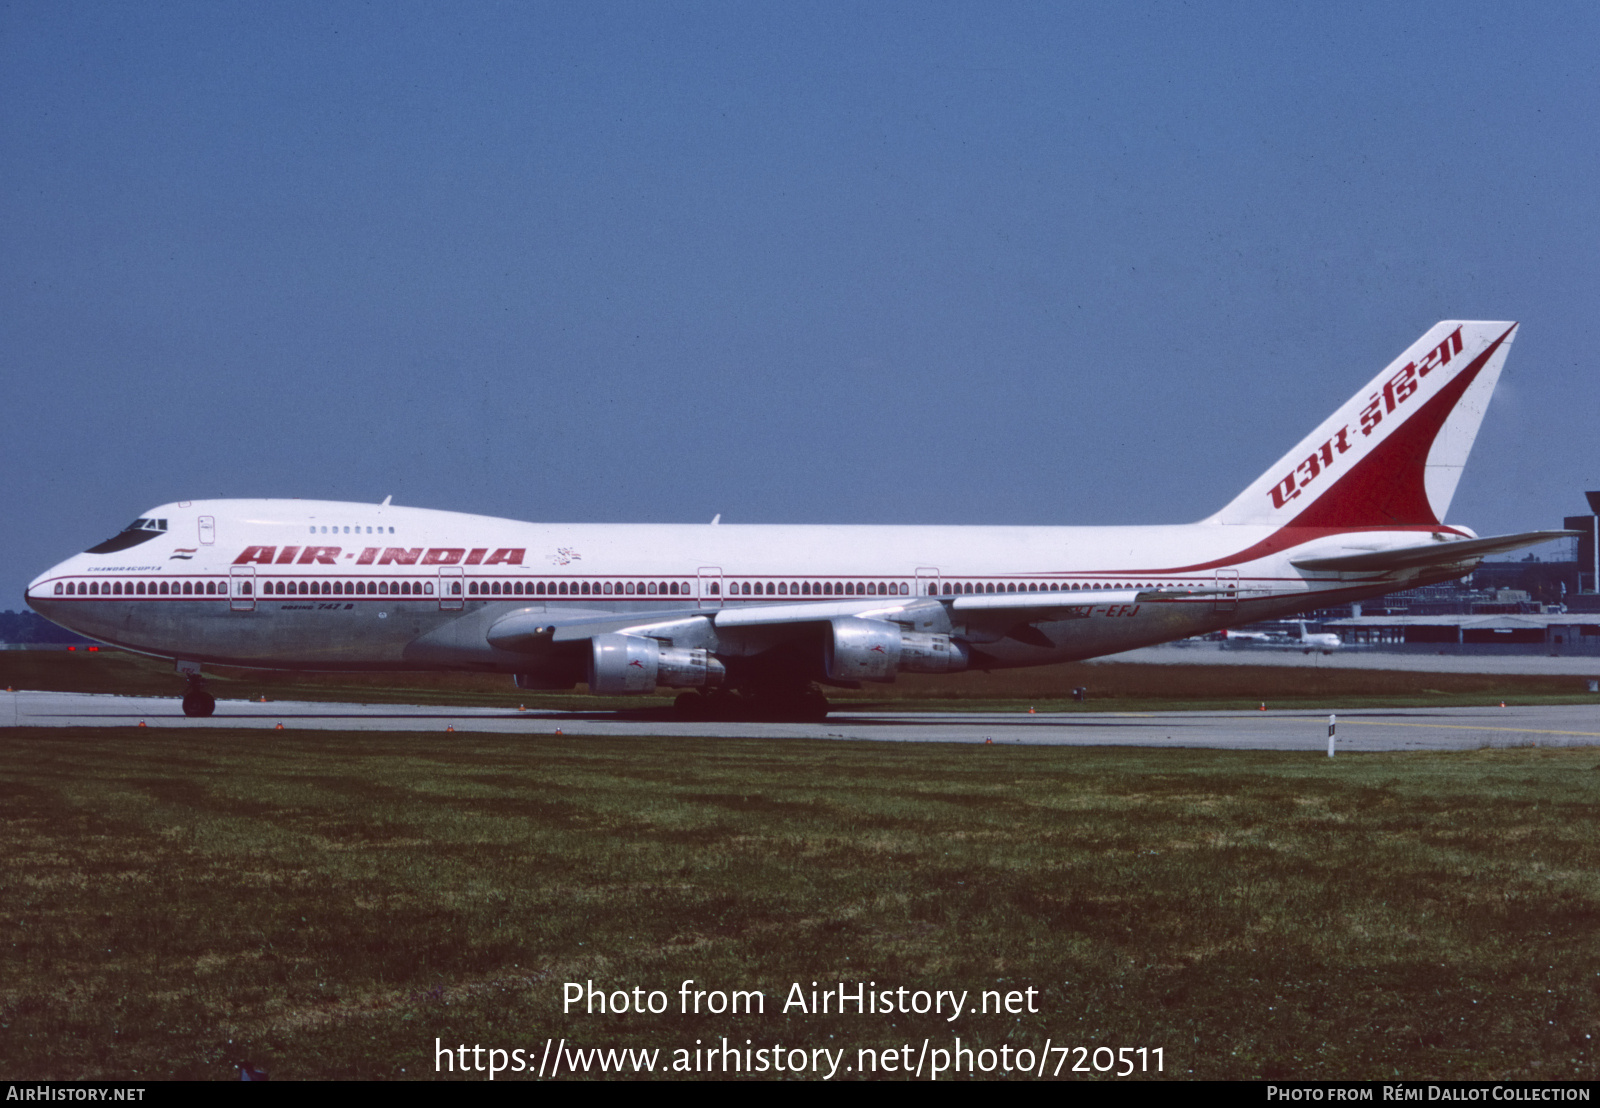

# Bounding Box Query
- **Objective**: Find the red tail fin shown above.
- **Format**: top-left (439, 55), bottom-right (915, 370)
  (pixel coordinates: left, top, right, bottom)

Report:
top-left (1206, 322), bottom-right (1517, 529)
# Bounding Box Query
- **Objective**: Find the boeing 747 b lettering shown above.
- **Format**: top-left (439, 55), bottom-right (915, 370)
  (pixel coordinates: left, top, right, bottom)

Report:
top-left (26, 322), bottom-right (1572, 720)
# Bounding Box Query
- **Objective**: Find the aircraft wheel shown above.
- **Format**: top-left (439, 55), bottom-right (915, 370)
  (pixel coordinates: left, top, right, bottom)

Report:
top-left (797, 687), bottom-right (830, 723)
top-left (182, 689), bottom-right (216, 718)
top-left (700, 688), bottom-right (743, 722)
top-left (757, 686), bottom-right (829, 723)
top-left (674, 691), bottom-right (707, 721)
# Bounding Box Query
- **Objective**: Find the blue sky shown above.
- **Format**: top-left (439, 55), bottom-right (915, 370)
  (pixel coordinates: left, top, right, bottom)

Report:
top-left (4, 2), bottom-right (1596, 596)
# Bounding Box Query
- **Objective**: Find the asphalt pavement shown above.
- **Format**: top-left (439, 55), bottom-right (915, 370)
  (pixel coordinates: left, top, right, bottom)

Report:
top-left (7, 689), bottom-right (1599, 752)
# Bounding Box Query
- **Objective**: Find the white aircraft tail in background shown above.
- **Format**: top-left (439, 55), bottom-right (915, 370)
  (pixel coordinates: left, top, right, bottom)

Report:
top-left (1221, 621), bottom-right (1341, 654)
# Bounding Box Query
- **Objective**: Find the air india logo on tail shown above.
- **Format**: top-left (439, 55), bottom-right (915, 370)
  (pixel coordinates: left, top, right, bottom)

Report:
top-left (1266, 326), bottom-right (1464, 510)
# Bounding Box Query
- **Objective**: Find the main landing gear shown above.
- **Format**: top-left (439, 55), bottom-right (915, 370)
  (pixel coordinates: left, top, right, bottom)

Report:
top-left (180, 672), bottom-right (216, 718)
top-left (673, 683), bottom-right (830, 723)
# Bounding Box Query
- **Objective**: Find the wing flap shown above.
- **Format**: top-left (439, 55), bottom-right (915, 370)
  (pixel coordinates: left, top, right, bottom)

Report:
top-left (486, 605), bottom-right (708, 652)
top-left (949, 586), bottom-right (1230, 611)
top-left (952, 590), bottom-right (1139, 612)
top-left (712, 597), bottom-right (935, 627)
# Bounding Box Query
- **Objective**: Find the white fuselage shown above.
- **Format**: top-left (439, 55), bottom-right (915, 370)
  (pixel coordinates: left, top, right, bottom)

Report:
top-left (25, 498), bottom-right (1447, 676)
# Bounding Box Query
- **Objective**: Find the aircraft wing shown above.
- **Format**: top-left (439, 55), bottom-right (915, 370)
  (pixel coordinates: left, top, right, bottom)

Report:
top-left (712, 597), bottom-right (932, 626)
top-left (483, 586), bottom-right (1203, 655)
top-left (486, 605), bottom-right (705, 652)
top-left (713, 585), bottom-right (1207, 624)
top-left (717, 586), bottom-right (1209, 623)
top-left (484, 598), bottom-right (937, 654)
top-left (1290, 530), bottom-right (1578, 573)
top-left (951, 586), bottom-right (1231, 611)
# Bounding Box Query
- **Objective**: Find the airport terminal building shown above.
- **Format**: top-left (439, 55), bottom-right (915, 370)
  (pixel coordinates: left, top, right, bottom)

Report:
top-left (1300, 491), bottom-right (1600, 656)
top-left (1322, 613), bottom-right (1600, 654)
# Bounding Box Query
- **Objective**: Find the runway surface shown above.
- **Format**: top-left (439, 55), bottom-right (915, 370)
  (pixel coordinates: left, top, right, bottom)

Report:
top-left (1101, 643), bottom-right (1600, 675)
top-left (7, 689), bottom-right (1600, 751)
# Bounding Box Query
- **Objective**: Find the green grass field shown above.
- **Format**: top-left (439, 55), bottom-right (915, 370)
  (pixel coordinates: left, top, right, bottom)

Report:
top-left (3, 726), bottom-right (1598, 1080)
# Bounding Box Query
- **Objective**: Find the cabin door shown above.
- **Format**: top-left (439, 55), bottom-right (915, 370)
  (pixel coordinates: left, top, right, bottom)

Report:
top-left (230, 565), bottom-right (255, 612)
top-left (438, 566), bottom-right (464, 611)
top-left (1214, 569), bottom-right (1239, 613)
top-left (698, 566), bottom-right (723, 609)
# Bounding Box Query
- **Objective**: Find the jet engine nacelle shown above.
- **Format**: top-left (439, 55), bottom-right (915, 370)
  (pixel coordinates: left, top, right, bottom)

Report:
top-left (588, 632), bottom-right (727, 695)
top-left (824, 617), bottom-right (969, 683)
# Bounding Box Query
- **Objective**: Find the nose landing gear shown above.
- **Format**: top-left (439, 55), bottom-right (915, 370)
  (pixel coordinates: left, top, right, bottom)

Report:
top-left (182, 690), bottom-right (216, 717)
top-left (177, 662), bottom-right (216, 718)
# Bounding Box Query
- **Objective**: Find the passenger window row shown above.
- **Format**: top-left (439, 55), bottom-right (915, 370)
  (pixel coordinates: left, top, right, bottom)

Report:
top-left (470, 580), bottom-right (692, 597)
top-left (935, 581), bottom-right (1173, 594)
top-left (54, 576), bottom-right (1192, 599)
top-left (713, 581), bottom-right (912, 597)
top-left (262, 580), bottom-right (432, 596)
top-left (55, 578), bottom-right (436, 597)
top-left (58, 580), bottom-right (220, 596)
top-left (715, 580), bottom-right (1178, 596)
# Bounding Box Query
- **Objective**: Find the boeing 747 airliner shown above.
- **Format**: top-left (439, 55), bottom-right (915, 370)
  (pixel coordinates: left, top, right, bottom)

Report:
top-left (25, 322), bottom-right (1570, 720)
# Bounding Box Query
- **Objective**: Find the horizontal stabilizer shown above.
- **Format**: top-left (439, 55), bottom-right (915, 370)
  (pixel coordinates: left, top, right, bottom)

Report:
top-left (1290, 530), bottom-right (1578, 573)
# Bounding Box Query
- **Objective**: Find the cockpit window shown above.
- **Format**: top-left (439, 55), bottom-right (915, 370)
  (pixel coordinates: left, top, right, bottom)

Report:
top-left (85, 517), bottom-right (169, 555)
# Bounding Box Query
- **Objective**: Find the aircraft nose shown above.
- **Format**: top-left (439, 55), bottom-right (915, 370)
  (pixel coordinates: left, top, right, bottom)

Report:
top-left (25, 563), bottom-right (69, 617)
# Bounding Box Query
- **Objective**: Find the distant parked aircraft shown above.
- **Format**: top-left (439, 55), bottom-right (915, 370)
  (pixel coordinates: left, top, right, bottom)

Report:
top-left (1221, 622), bottom-right (1341, 654)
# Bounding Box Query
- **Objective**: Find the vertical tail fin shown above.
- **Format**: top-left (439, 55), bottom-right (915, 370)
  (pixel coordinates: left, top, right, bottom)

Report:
top-left (1206, 321), bottom-right (1517, 528)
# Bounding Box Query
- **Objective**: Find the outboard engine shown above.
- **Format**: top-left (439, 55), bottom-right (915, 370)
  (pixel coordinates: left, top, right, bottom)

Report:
top-left (824, 617), bottom-right (968, 683)
top-left (589, 632), bottom-right (727, 695)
